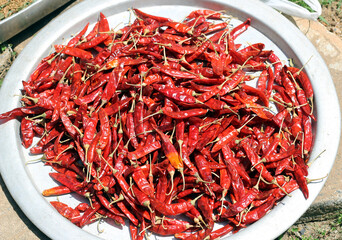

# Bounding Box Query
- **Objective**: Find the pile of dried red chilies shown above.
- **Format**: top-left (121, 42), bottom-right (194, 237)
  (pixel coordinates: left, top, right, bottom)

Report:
top-left (0, 8), bottom-right (315, 239)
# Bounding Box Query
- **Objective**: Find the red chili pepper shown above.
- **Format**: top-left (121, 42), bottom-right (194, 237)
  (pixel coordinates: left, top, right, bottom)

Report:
top-left (163, 21), bottom-right (192, 34)
top-left (221, 146), bottom-right (247, 200)
top-left (302, 114), bottom-right (313, 156)
top-left (54, 45), bottom-right (93, 60)
top-left (50, 201), bottom-right (80, 222)
top-left (20, 118), bottom-right (35, 148)
top-left (241, 139), bottom-right (274, 182)
top-left (161, 107), bottom-right (208, 120)
top-left (187, 125), bottom-right (199, 155)
top-left (74, 87), bottom-right (103, 105)
top-left (132, 167), bottom-right (154, 197)
top-left (186, 39), bottom-right (210, 63)
top-left (98, 12), bottom-right (110, 33)
top-left (240, 83), bottom-right (269, 107)
top-left (79, 201), bottom-right (101, 227)
top-left (152, 84), bottom-right (199, 104)
top-left (133, 8), bottom-right (172, 23)
top-left (242, 198), bottom-right (276, 225)
top-left (150, 198), bottom-right (194, 216)
top-left (209, 224), bottom-right (234, 239)
top-left (204, 22), bottom-right (228, 35)
top-left (97, 208), bottom-right (125, 226)
top-left (98, 108), bottom-right (111, 150)
top-left (197, 195), bottom-right (214, 221)
top-left (134, 100), bottom-right (152, 138)
top-left (78, 34), bottom-right (109, 49)
top-left (193, 21), bottom-right (210, 37)
top-left (42, 185), bottom-right (72, 196)
top-left (150, 223), bottom-right (191, 236)
top-left (0, 107), bottom-right (27, 122)
top-left (103, 97), bottom-right (132, 115)
top-left (222, 187), bottom-right (259, 218)
top-left (49, 172), bottom-right (84, 193)
top-left (67, 23), bottom-right (89, 47)
top-left (211, 125), bottom-right (238, 153)
top-left (60, 110), bottom-right (77, 138)
top-left (230, 18), bottom-right (251, 40)
top-left (235, 92), bottom-right (272, 120)
top-left (155, 171), bottom-right (168, 202)
top-left (186, 9), bottom-right (224, 20)
top-left (151, 123), bottom-right (183, 171)
top-left (161, 39), bottom-right (197, 55)
top-left (266, 53), bottom-right (282, 93)
top-left (293, 164), bottom-right (309, 199)
top-left (130, 224), bottom-right (138, 240)
top-left (287, 67), bottom-right (314, 101)
top-left (194, 153), bottom-right (213, 183)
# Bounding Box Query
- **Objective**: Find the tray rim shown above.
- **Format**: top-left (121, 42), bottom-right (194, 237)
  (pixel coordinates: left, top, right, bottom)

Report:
top-left (0, 0), bottom-right (72, 43)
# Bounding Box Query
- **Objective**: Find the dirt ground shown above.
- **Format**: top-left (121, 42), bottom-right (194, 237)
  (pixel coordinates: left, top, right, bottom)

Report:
top-left (320, 1), bottom-right (342, 38)
top-left (0, 1), bottom-right (342, 240)
top-left (278, 216), bottom-right (342, 240)
top-left (0, 0), bottom-right (33, 20)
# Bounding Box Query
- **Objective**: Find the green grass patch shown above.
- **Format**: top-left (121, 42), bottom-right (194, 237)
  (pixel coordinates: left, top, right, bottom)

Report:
top-left (289, 0), bottom-right (316, 12)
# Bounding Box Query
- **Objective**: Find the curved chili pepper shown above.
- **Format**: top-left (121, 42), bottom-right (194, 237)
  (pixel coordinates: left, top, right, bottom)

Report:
top-left (20, 118), bottom-right (34, 148)
top-left (103, 97), bottom-right (132, 115)
top-left (78, 34), bottom-right (109, 49)
top-left (150, 198), bottom-right (194, 216)
top-left (194, 153), bottom-right (213, 183)
top-left (74, 87), bottom-right (103, 105)
top-left (241, 139), bottom-right (274, 182)
top-left (54, 45), bottom-right (93, 60)
top-left (211, 125), bottom-right (238, 153)
top-left (230, 18), bottom-right (251, 40)
top-left (0, 107), bottom-right (27, 122)
top-left (186, 9), bottom-right (223, 20)
top-left (133, 8), bottom-right (172, 23)
top-left (151, 122), bottom-right (183, 171)
top-left (222, 187), bottom-right (259, 218)
top-left (50, 201), bottom-right (80, 222)
top-left (242, 198), bottom-right (276, 225)
top-left (302, 114), bottom-right (313, 156)
top-left (42, 185), bottom-right (72, 196)
top-left (152, 84), bottom-right (199, 104)
top-left (287, 67), bottom-right (314, 101)
top-left (67, 23), bottom-right (89, 47)
top-left (150, 223), bottom-right (191, 236)
top-left (162, 107), bottom-right (208, 120)
top-left (132, 167), bottom-right (154, 197)
top-left (187, 125), bottom-right (199, 155)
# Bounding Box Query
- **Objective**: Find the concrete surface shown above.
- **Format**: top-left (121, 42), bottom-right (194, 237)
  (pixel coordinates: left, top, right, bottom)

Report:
top-left (0, 3), bottom-right (341, 240)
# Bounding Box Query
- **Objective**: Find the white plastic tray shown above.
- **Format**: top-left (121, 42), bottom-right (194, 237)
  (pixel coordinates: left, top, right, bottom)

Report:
top-left (0, 0), bottom-right (340, 239)
top-left (0, 0), bottom-right (72, 43)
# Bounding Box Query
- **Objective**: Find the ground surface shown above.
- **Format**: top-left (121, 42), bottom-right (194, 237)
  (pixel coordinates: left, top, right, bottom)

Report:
top-left (0, 0), bottom-right (33, 20)
top-left (320, 1), bottom-right (342, 38)
top-left (279, 217), bottom-right (342, 240)
top-left (0, 1), bottom-right (341, 240)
